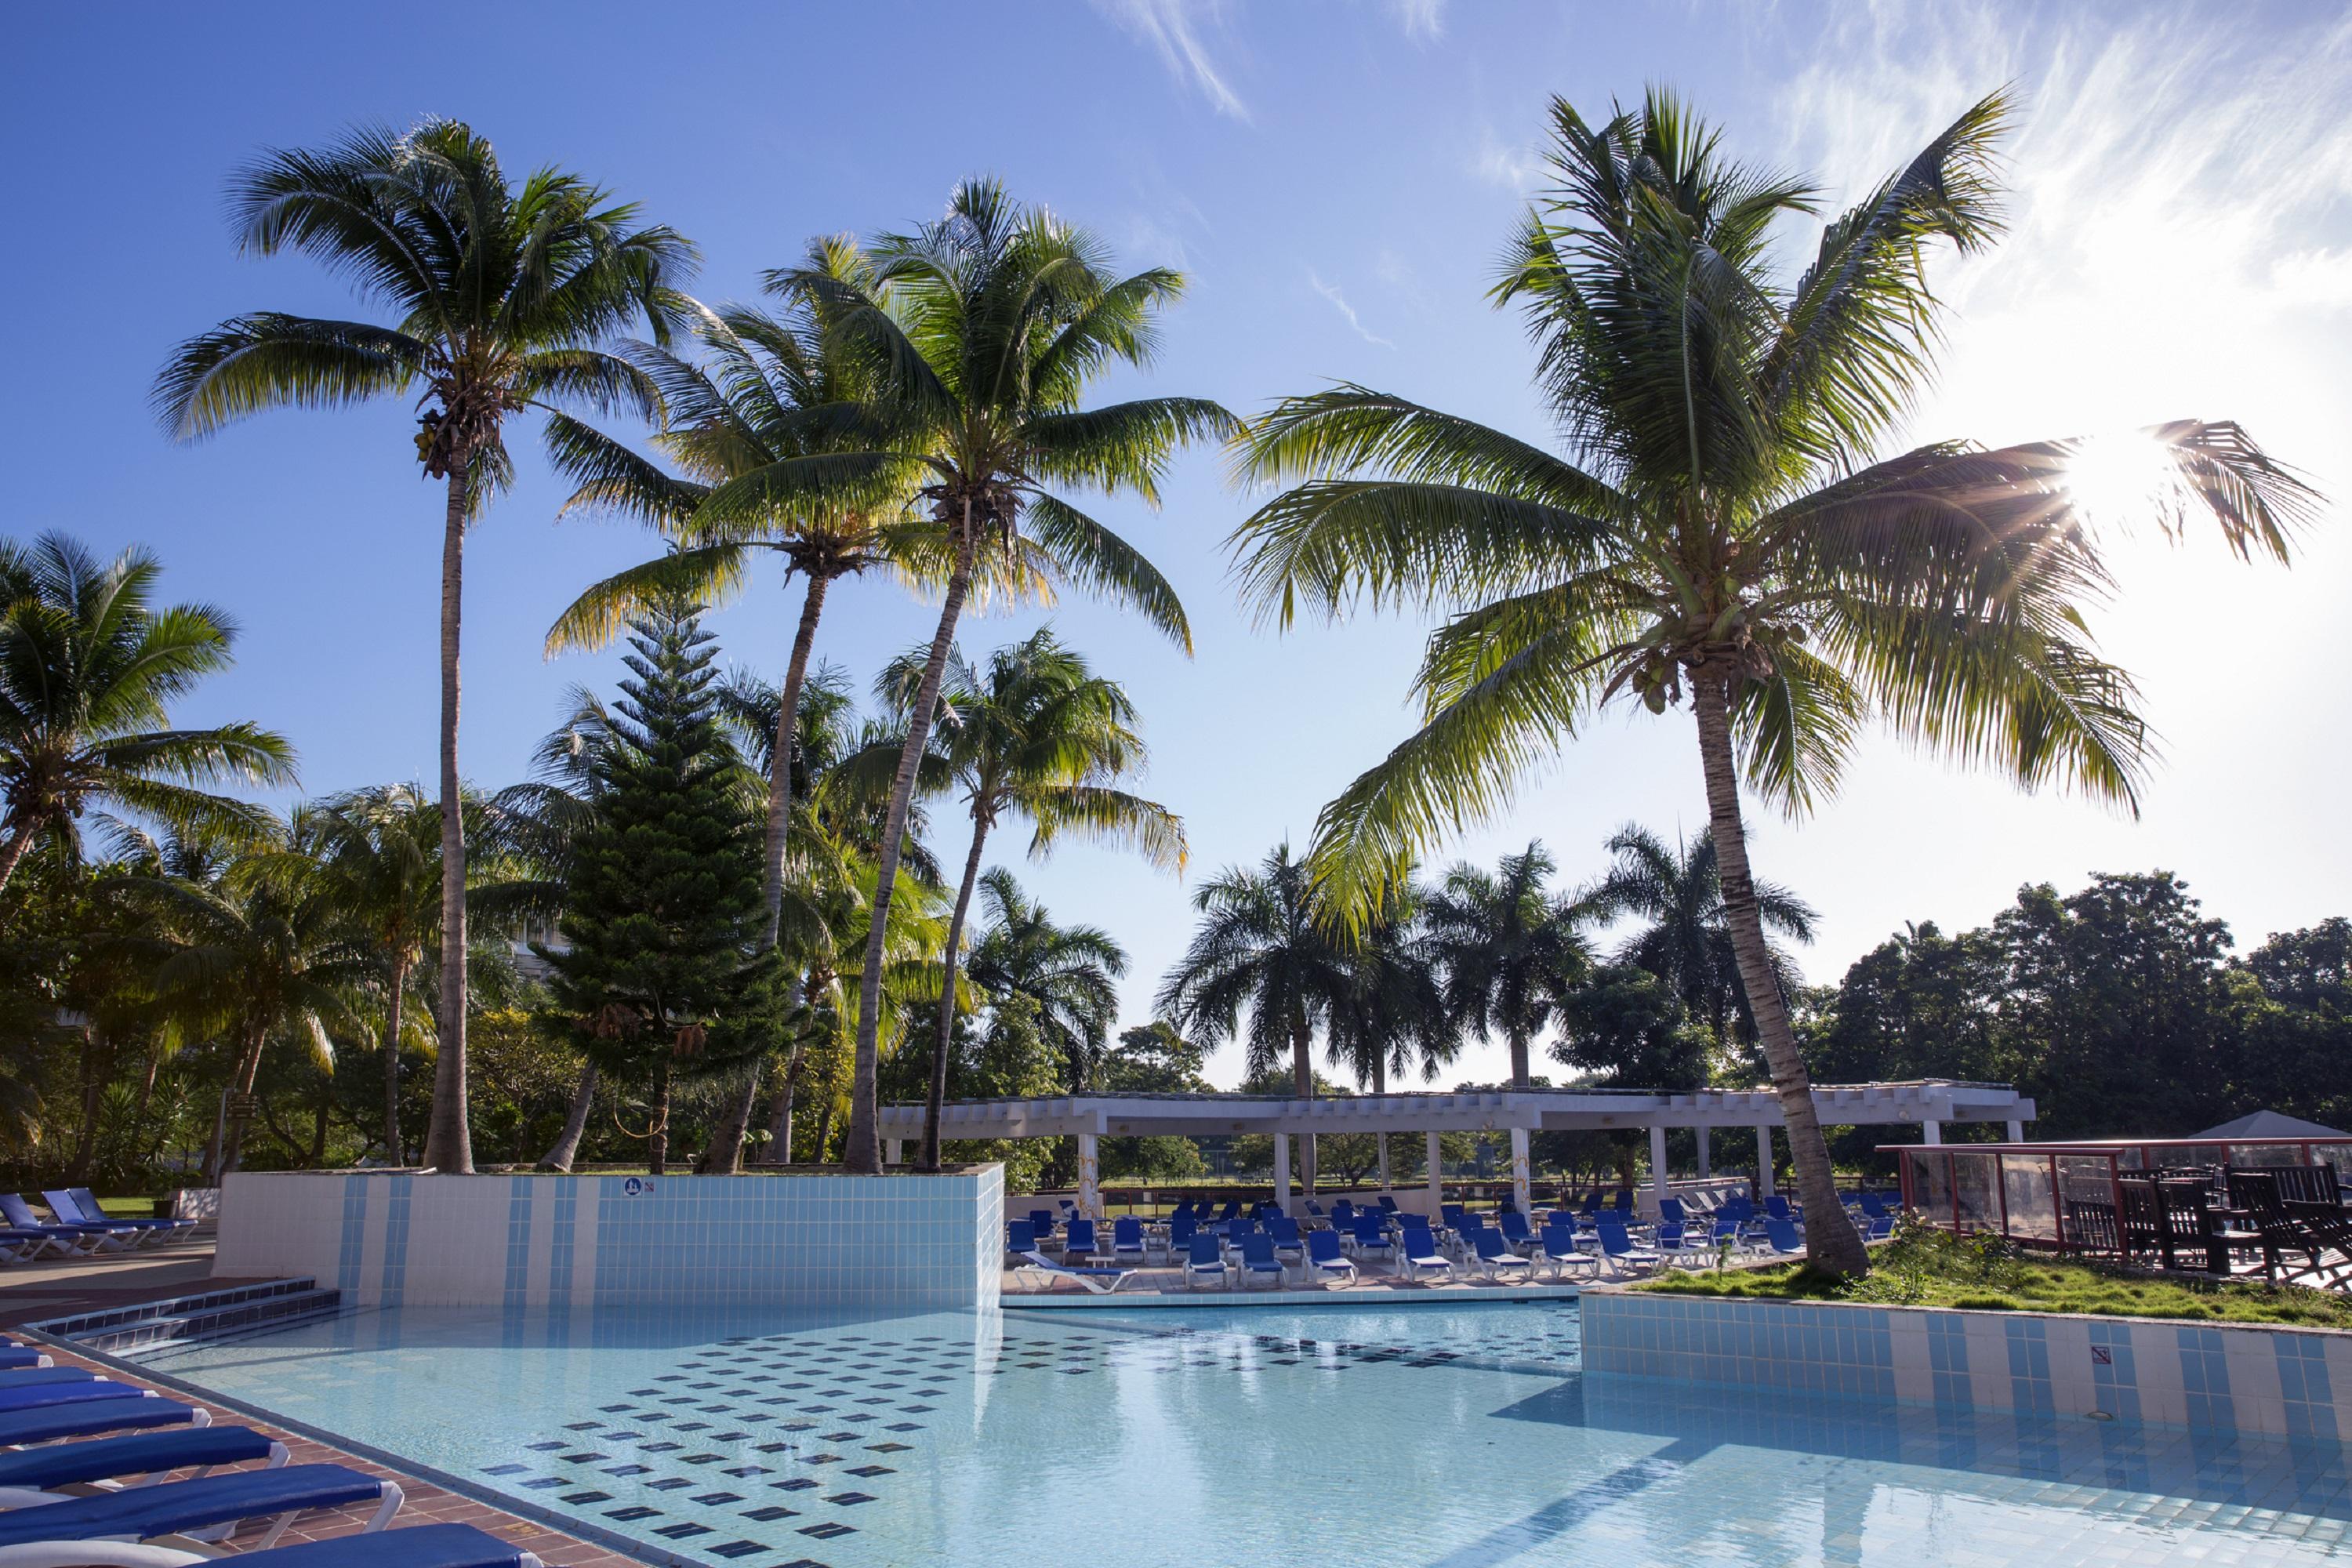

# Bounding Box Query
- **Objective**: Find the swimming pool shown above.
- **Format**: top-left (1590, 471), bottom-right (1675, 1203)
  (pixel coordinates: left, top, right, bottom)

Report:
top-left (128, 1301), bottom-right (2352, 1566)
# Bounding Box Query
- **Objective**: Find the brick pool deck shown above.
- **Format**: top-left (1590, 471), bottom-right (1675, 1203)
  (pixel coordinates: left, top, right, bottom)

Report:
top-left (2, 1250), bottom-right (638, 1567)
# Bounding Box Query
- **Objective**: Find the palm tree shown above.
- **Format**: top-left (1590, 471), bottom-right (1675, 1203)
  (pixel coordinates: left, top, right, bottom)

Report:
top-left (1156, 844), bottom-right (1356, 1193)
top-left (965, 869), bottom-right (1127, 1094)
top-left (107, 831), bottom-right (369, 1178)
top-left (1425, 841), bottom-right (1591, 1087)
top-left (1229, 90), bottom-right (2314, 1275)
top-left (1324, 874), bottom-right (1457, 1189)
top-left (1590, 823), bottom-right (1814, 1057)
top-left (543, 246), bottom-right (926, 944)
top-left (154, 121), bottom-right (695, 1174)
top-left (0, 534), bottom-right (293, 897)
top-left (880, 629), bottom-right (1183, 1167)
top-left (744, 180), bottom-right (1235, 1173)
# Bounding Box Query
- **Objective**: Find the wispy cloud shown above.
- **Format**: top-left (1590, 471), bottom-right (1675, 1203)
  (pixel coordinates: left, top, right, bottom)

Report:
top-left (1089, 0), bottom-right (1248, 121)
top-left (1308, 270), bottom-right (1393, 347)
top-left (1388, 0), bottom-right (1445, 42)
top-left (1472, 124), bottom-right (1544, 191)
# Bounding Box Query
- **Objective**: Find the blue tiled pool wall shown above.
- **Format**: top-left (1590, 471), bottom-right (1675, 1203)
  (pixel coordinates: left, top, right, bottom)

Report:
top-left (1582, 1290), bottom-right (2352, 1439)
top-left (215, 1168), bottom-right (1005, 1310)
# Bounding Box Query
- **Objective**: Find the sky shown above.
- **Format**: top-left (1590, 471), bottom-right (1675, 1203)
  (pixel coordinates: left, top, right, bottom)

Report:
top-left (6, 1), bottom-right (2349, 1091)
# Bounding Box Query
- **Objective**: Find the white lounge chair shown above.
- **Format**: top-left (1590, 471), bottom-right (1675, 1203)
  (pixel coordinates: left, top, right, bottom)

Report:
top-left (1015, 1250), bottom-right (1142, 1295)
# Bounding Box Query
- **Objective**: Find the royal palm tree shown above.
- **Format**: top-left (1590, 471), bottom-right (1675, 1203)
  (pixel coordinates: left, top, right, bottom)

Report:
top-left (880, 629), bottom-right (1182, 1167)
top-left (1156, 844), bottom-right (1355, 1192)
top-left (965, 869), bottom-right (1127, 1094)
top-left (154, 121), bottom-right (695, 1174)
top-left (1229, 90), bottom-right (2314, 1275)
top-left (1324, 875), bottom-right (1457, 1189)
top-left (1425, 841), bottom-right (1591, 1087)
top-left (0, 533), bottom-right (293, 898)
top-left (1590, 823), bottom-right (1814, 1057)
top-left (740, 180), bottom-right (1234, 1173)
top-left (544, 246), bottom-right (927, 944)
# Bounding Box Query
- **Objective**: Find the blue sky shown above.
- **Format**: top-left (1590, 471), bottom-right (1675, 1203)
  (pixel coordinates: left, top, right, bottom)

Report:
top-left (7, 2), bottom-right (2349, 1088)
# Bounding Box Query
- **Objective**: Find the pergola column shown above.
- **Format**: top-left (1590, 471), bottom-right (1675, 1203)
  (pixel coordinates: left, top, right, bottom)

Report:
top-left (2005, 1120), bottom-right (2024, 1143)
top-left (1648, 1124), bottom-right (1670, 1204)
top-left (1508, 1127), bottom-right (1532, 1214)
top-left (1696, 1127), bottom-right (1711, 1178)
top-left (1425, 1130), bottom-right (1443, 1216)
top-left (1272, 1131), bottom-right (1294, 1215)
top-left (1757, 1125), bottom-right (1775, 1198)
top-left (1076, 1131), bottom-right (1100, 1218)
top-left (1377, 1132), bottom-right (1392, 1194)
top-left (1922, 1120), bottom-right (1943, 1146)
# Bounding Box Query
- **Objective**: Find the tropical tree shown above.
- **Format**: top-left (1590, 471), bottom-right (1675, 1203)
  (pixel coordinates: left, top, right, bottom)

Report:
top-left (543, 246), bottom-right (924, 943)
top-left (1323, 874), bottom-right (1457, 1189)
top-left (107, 833), bottom-right (370, 1178)
top-left (880, 629), bottom-right (1182, 1168)
top-left (964, 868), bottom-right (1127, 1095)
top-left (1228, 90), bottom-right (2313, 1275)
top-left (1156, 844), bottom-right (1355, 1192)
top-left (1588, 822), bottom-right (1815, 1058)
top-left (1424, 840), bottom-right (1591, 1087)
top-left (0, 533), bottom-right (292, 896)
top-left (154, 120), bottom-right (696, 1174)
top-left (739, 180), bottom-right (1233, 1173)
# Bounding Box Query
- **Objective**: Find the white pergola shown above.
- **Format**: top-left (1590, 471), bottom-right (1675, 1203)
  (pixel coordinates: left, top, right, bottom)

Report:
top-left (877, 1079), bottom-right (2037, 1218)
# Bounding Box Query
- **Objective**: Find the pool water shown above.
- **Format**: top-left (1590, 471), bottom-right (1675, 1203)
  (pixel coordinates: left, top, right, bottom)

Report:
top-left (131, 1302), bottom-right (2352, 1566)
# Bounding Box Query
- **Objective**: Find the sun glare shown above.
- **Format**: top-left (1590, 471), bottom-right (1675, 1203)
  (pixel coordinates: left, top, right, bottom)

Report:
top-left (2063, 432), bottom-right (2178, 527)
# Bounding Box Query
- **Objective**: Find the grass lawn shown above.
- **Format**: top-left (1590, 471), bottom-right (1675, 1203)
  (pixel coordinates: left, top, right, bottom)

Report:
top-left (1637, 1255), bottom-right (2352, 1329)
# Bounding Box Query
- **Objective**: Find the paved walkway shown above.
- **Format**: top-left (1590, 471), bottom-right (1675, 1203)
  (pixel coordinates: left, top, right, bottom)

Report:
top-left (2, 1251), bottom-right (638, 1566)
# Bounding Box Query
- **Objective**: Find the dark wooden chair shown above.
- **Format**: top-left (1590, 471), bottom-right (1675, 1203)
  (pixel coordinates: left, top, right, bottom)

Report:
top-left (2282, 1201), bottom-right (2352, 1288)
top-left (2064, 1200), bottom-right (2121, 1257)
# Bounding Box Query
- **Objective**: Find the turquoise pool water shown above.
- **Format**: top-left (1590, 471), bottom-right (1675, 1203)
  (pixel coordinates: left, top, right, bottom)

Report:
top-left (130, 1301), bottom-right (2352, 1566)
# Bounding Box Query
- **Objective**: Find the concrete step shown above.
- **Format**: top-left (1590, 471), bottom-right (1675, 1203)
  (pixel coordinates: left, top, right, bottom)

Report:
top-left (31, 1277), bottom-right (343, 1352)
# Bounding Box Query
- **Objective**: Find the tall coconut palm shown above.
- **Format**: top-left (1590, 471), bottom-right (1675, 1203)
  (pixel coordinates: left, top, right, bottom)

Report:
top-left (964, 869), bottom-right (1127, 1094)
top-left (154, 121), bottom-right (695, 1174)
top-left (1424, 840), bottom-right (1591, 1087)
top-left (1323, 875), bottom-right (1457, 1189)
top-left (741, 180), bottom-right (1235, 1173)
top-left (1229, 90), bottom-right (2314, 1275)
top-left (0, 534), bottom-right (293, 897)
top-left (543, 246), bottom-right (928, 945)
top-left (1156, 844), bottom-right (1356, 1192)
top-left (879, 629), bottom-right (1183, 1167)
top-left (307, 784), bottom-right (441, 1164)
top-left (1590, 822), bottom-right (1814, 1056)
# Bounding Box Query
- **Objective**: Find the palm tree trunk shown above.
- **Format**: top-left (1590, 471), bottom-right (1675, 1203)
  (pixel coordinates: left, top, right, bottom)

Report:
top-left (647, 1056), bottom-right (673, 1177)
top-left (765, 1050), bottom-right (800, 1163)
top-left (539, 1061), bottom-right (598, 1171)
top-left (923, 818), bottom-right (989, 1171)
top-left (844, 507), bottom-right (979, 1174)
top-left (382, 956), bottom-right (408, 1165)
top-left (763, 574), bottom-right (831, 945)
top-left (1290, 1020), bottom-right (1316, 1197)
top-left (130, 1047), bottom-right (161, 1152)
top-left (424, 463), bottom-right (475, 1175)
top-left (0, 819), bottom-right (34, 897)
top-left (66, 1026), bottom-right (109, 1184)
top-left (697, 1062), bottom-right (764, 1175)
top-left (1508, 1029), bottom-right (1530, 1089)
top-left (1693, 667), bottom-right (1865, 1276)
top-left (218, 1023), bottom-right (269, 1179)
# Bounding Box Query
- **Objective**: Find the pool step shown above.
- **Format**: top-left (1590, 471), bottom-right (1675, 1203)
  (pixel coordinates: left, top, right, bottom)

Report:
top-left (32, 1278), bottom-right (345, 1353)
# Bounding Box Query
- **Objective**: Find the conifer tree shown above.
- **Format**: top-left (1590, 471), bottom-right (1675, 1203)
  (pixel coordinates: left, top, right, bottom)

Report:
top-left (538, 597), bottom-right (765, 1173)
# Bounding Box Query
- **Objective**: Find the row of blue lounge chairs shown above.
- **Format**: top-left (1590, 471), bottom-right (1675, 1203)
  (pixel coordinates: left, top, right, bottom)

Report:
top-left (0, 1190), bottom-right (198, 1262)
top-left (0, 1334), bottom-right (543, 1566)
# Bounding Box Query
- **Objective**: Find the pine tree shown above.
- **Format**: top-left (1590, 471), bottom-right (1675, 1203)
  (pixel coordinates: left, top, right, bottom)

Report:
top-left (538, 598), bottom-right (766, 1174)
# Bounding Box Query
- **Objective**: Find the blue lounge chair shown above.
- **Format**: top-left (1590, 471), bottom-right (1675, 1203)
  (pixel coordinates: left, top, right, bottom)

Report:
top-left (1613, 1189), bottom-right (1635, 1215)
top-left (1305, 1229), bottom-right (1357, 1287)
top-left (1867, 1213), bottom-right (1895, 1240)
top-left (1167, 1212), bottom-right (1198, 1258)
top-left (0, 1377), bottom-right (146, 1415)
top-left (1185, 1232), bottom-right (1227, 1290)
top-left (1062, 1218), bottom-right (1104, 1263)
top-left (1269, 1216), bottom-right (1305, 1270)
top-left (1763, 1218), bottom-right (1806, 1256)
top-left (1579, 1190), bottom-right (1602, 1216)
top-left (0, 1196), bottom-right (127, 1257)
top-left (1215, 1199), bottom-right (1242, 1223)
top-left (1399, 1224), bottom-right (1451, 1283)
top-left (1498, 1210), bottom-right (1535, 1250)
top-left (1377, 1194), bottom-right (1399, 1213)
top-left (1539, 1223), bottom-right (1597, 1281)
top-left (48, 1190), bottom-right (193, 1248)
top-left (1239, 1232), bottom-right (1285, 1288)
top-left (1454, 1212), bottom-right (1488, 1261)
top-left (1111, 1215), bottom-right (1149, 1265)
top-left (1304, 1200), bottom-right (1327, 1221)
top-left (1005, 1219), bottom-right (1040, 1263)
top-left (1595, 1219), bottom-right (1660, 1278)
top-left (0, 1463), bottom-right (402, 1552)
top-left (114, 1521), bottom-right (551, 1568)
top-left (0, 1396), bottom-right (210, 1447)
top-left (0, 1368), bottom-right (99, 1390)
top-left (0, 1425), bottom-right (284, 1507)
top-left (1658, 1196), bottom-right (1686, 1228)
top-left (1221, 1218), bottom-right (1258, 1260)
top-left (1350, 1216), bottom-right (1394, 1263)
top-left (1440, 1203), bottom-right (1466, 1232)
top-left (1330, 1199), bottom-right (1356, 1226)
top-left (0, 1232), bottom-right (56, 1265)
top-left (1472, 1229), bottom-right (1530, 1281)
top-left (1655, 1223), bottom-right (1710, 1265)
top-left (1766, 1195), bottom-right (1798, 1225)
top-left (0, 1349), bottom-right (51, 1372)
top-left (1858, 1192), bottom-right (1889, 1220)
top-left (1026, 1208), bottom-right (1058, 1240)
